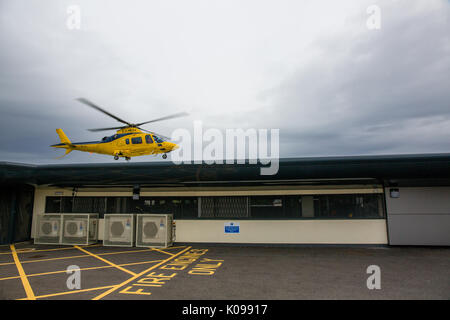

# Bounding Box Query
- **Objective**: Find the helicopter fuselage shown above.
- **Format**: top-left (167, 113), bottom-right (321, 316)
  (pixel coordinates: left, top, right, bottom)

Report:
top-left (51, 127), bottom-right (178, 159)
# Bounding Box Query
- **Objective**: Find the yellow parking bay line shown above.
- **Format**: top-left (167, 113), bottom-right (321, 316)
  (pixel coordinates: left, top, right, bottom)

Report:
top-left (150, 248), bottom-right (175, 256)
top-left (1, 259), bottom-right (164, 281)
top-left (74, 246), bottom-right (136, 276)
top-left (93, 246), bottom-right (192, 300)
top-left (17, 285), bottom-right (116, 300)
top-left (10, 244), bottom-right (35, 300)
top-left (0, 248), bottom-right (154, 266)
top-left (17, 243), bottom-right (102, 253)
top-left (0, 243), bottom-right (102, 255)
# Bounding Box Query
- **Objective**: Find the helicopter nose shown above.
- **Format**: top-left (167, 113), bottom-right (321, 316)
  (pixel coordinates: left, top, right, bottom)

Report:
top-left (171, 143), bottom-right (179, 151)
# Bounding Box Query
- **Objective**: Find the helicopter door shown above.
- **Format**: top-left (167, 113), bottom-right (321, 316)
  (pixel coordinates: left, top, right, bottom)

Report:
top-left (145, 135), bottom-right (153, 144)
top-left (131, 136), bottom-right (144, 154)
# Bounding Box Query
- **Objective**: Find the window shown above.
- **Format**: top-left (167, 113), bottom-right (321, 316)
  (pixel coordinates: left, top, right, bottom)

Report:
top-left (250, 196), bottom-right (301, 218)
top-left (145, 135), bottom-right (153, 144)
top-left (45, 197), bottom-right (107, 217)
top-left (131, 197), bottom-right (198, 218)
top-left (131, 137), bottom-right (142, 144)
top-left (44, 193), bottom-right (384, 220)
top-left (313, 194), bottom-right (384, 219)
top-left (45, 197), bottom-right (62, 213)
top-left (126, 139), bottom-right (129, 145)
top-left (153, 135), bottom-right (164, 143)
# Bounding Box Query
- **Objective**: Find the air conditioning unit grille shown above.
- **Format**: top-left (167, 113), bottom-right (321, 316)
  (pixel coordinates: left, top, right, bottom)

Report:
top-left (111, 221), bottom-right (125, 236)
top-left (61, 214), bottom-right (98, 245)
top-left (136, 214), bottom-right (173, 248)
top-left (103, 214), bottom-right (135, 247)
top-left (41, 222), bottom-right (57, 235)
top-left (35, 214), bottom-right (62, 244)
top-left (66, 221), bottom-right (81, 236)
top-left (143, 221), bottom-right (158, 238)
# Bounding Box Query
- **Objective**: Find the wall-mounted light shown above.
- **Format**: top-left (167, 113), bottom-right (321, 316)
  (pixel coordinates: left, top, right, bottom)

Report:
top-left (390, 188), bottom-right (400, 198)
top-left (133, 185), bottom-right (140, 200)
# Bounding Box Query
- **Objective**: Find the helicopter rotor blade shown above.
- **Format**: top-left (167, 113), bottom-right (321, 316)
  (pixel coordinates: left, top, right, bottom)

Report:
top-left (76, 98), bottom-right (132, 126)
top-left (135, 112), bottom-right (189, 127)
top-left (138, 127), bottom-right (171, 141)
top-left (87, 126), bottom-right (127, 132)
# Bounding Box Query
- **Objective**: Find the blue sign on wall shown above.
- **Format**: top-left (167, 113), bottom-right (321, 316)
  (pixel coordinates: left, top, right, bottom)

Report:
top-left (224, 222), bottom-right (240, 234)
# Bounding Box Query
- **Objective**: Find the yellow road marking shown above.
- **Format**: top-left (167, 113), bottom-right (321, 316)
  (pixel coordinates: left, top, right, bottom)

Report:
top-left (74, 246), bottom-right (136, 276)
top-left (0, 254), bottom-right (88, 266)
top-left (93, 246), bottom-right (192, 300)
top-left (150, 248), bottom-right (175, 256)
top-left (0, 243), bottom-right (102, 255)
top-left (10, 244), bottom-right (35, 300)
top-left (18, 243), bottom-right (102, 253)
top-left (17, 285), bottom-right (116, 300)
top-left (0, 259), bottom-right (165, 281)
top-left (0, 248), bottom-right (155, 266)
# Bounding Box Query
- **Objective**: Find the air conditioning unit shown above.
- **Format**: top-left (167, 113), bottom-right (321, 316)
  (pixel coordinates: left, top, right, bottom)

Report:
top-left (136, 214), bottom-right (174, 248)
top-left (34, 214), bottom-right (62, 244)
top-left (103, 214), bottom-right (135, 247)
top-left (61, 214), bottom-right (99, 245)
top-left (65, 220), bottom-right (87, 238)
top-left (41, 219), bottom-right (60, 237)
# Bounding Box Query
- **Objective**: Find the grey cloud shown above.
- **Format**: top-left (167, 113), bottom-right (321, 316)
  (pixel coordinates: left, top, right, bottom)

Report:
top-left (258, 2), bottom-right (450, 157)
top-left (0, 1), bottom-right (449, 164)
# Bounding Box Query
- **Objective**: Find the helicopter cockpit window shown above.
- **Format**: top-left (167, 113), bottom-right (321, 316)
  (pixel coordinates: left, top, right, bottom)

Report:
top-left (153, 135), bottom-right (164, 143)
top-left (131, 137), bottom-right (142, 144)
top-left (126, 139), bottom-right (130, 145)
top-left (102, 136), bottom-right (113, 142)
top-left (145, 135), bottom-right (153, 144)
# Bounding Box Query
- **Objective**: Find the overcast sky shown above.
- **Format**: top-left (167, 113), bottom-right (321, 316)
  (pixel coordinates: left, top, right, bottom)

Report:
top-left (0, 0), bottom-right (449, 164)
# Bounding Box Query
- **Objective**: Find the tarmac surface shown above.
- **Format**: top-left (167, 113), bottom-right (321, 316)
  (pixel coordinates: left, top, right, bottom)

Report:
top-left (0, 242), bottom-right (448, 300)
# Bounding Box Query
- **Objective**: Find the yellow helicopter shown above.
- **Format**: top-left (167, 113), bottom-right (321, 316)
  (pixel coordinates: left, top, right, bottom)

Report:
top-left (51, 98), bottom-right (188, 160)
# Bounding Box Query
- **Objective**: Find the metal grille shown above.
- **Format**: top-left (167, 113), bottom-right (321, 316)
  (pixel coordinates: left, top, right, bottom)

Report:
top-left (103, 214), bottom-right (135, 247)
top-left (200, 197), bottom-right (248, 218)
top-left (60, 214), bottom-right (98, 245)
top-left (136, 214), bottom-right (173, 248)
top-left (34, 214), bottom-right (62, 245)
top-left (72, 197), bottom-right (106, 214)
top-left (200, 197), bottom-right (215, 218)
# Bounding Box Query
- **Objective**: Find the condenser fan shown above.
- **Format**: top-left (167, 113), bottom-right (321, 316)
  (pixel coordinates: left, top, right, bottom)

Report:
top-left (111, 221), bottom-right (125, 237)
top-left (143, 221), bottom-right (158, 239)
top-left (66, 222), bottom-right (79, 236)
top-left (41, 222), bottom-right (53, 235)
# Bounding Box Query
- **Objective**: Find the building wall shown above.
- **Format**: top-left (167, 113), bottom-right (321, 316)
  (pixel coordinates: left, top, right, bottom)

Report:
top-left (32, 185), bottom-right (387, 244)
top-left (385, 187), bottom-right (450, 245)
top-left (175, 219), bottom-right (388, 244)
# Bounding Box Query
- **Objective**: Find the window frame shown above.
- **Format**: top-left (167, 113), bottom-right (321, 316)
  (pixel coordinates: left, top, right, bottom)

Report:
top-left (145, 135), bottom-right (154, 144)
top-left (131, 136), bottom-right (143, 144)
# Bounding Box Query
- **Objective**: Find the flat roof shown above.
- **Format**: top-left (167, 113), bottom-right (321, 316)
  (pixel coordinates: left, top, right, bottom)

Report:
top-left (1, 153), bottom-right (450, 187)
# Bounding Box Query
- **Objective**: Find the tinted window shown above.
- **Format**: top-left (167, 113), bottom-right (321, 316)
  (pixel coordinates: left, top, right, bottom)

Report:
top-left (131, 137), bottom-right (142, 144)
top-left (153, 135), bottom-right (164, 143)
top-left (126, 139), bottom-right (129, 145)
top-left (250, 196), bottom-right (285, 218)
top-left (314, 194), bottom-right (383, 218)
top-left (145, 135), bottom-right (153, 144)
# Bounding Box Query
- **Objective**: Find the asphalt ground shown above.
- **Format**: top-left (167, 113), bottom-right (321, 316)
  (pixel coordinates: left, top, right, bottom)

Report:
top-left (0, 242), bottom-right (448, 300)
